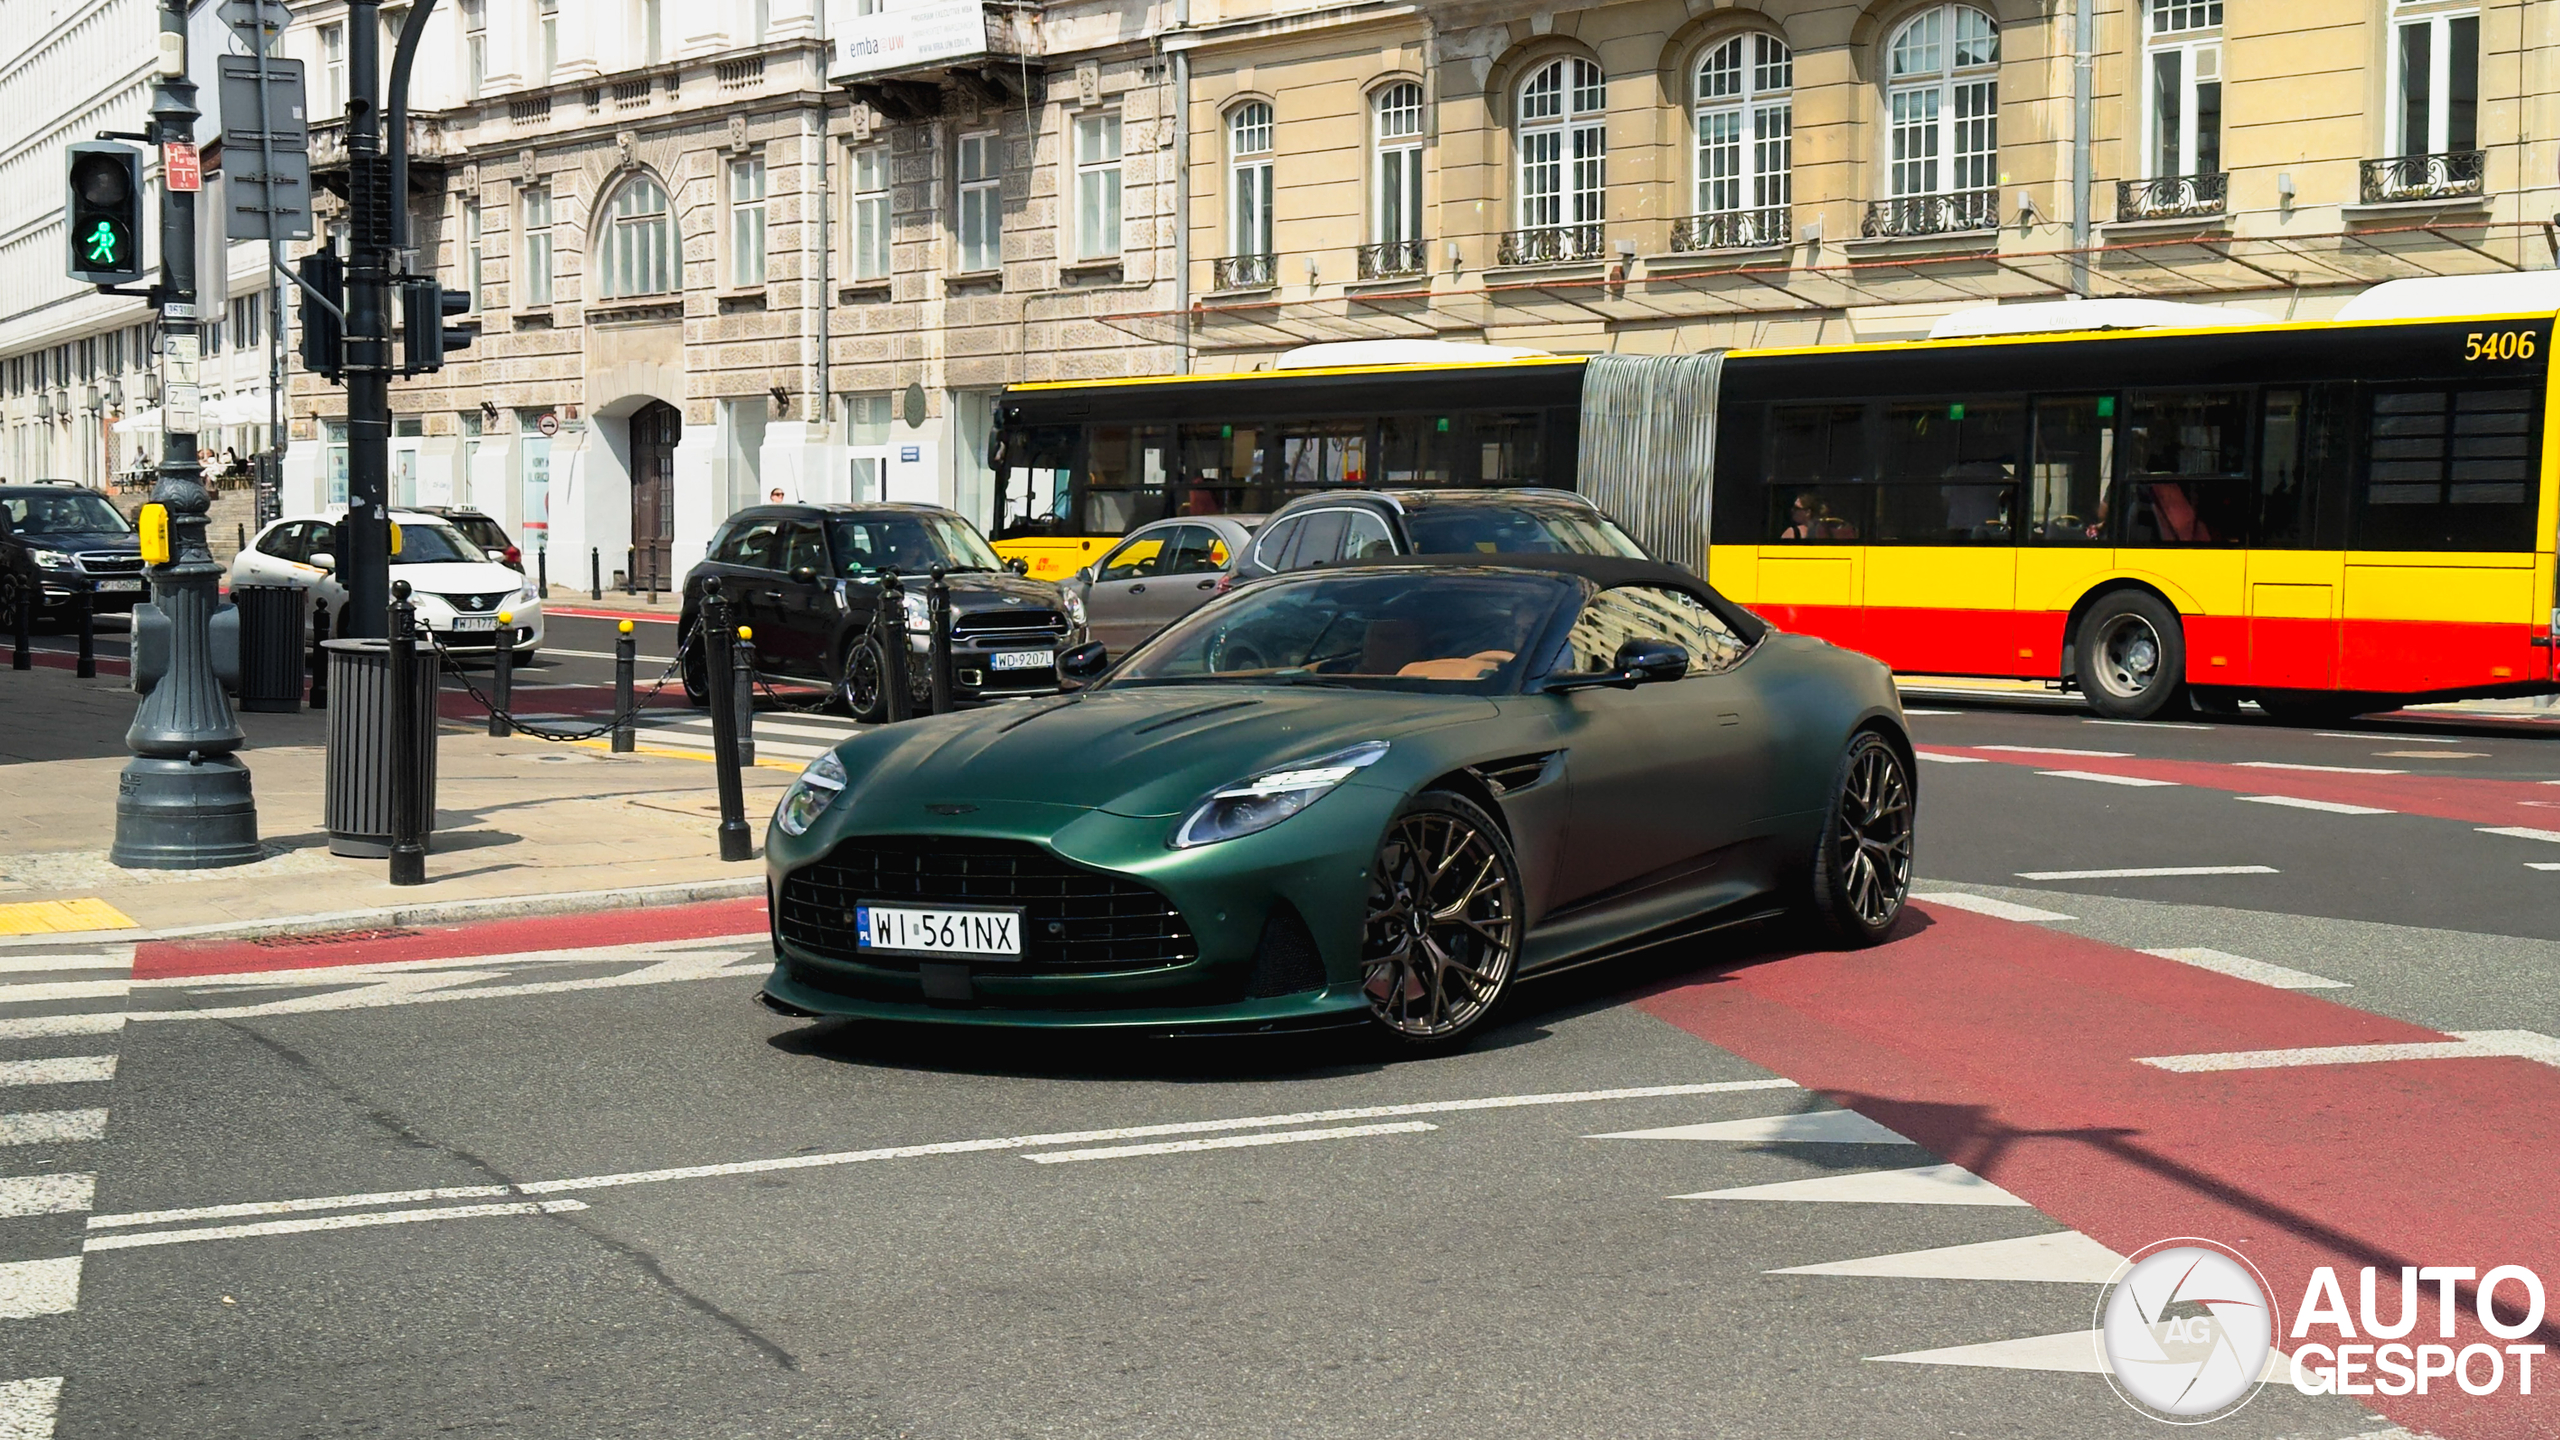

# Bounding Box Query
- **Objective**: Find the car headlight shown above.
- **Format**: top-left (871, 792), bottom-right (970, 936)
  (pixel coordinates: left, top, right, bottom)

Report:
top-left (1171, 741), bottom-right (1389, 849)
top-left (775, 750), bottom-right (849, 837)
top-left (1061, 586), bottom-right (1087, 628)
top-left (512, 585), bottom-right (539, 607)
top-left (901, 592), bottom-right (932, 633)
top-left (29, 550), bottom-right (72, 570)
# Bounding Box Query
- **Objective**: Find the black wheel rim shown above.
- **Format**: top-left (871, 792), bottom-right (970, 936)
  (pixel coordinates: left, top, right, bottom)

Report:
top-left (1361, 811), bottom-right (1516, 1038)
top-left (2093, 613), bottom-right (2162, 698)
top-left (842, 643), bottom-right (882, 714)
top-left (1834, 743), bottom-right (1914, 929)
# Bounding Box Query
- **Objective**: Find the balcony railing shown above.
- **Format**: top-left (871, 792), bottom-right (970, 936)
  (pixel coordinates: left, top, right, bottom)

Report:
top-left (1669, 206), bottom-right (1791, 253)
top-left (2361, 150), bottom-right (2487, 204)
top-left (2116, 172), bottom-right (2227, 221)
top-left (1357, 238), bottom-right (1429, 281)
top-left (1497, 224), bottom-right (1606, 266)
top-left (1212, 253), bottom-right (1277, 290)
top-left (1861, 189), bottom-right (1999, 239)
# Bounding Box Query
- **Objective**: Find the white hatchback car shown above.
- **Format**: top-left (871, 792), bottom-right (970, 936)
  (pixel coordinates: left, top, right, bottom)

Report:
top-left (230, 510), bottom-right (545, 658)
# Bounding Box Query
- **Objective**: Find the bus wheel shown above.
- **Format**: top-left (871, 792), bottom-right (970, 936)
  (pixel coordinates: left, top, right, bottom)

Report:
top-left (2075, 592), bottom-right (2186, 720)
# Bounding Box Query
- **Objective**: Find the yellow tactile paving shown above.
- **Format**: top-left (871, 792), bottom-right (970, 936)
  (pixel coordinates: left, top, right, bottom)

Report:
top-left (0, 898), bottom-right (139, 935)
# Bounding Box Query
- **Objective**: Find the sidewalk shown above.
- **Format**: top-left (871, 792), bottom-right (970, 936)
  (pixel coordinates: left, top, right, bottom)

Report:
top-left (0, 659), bottom-right (789, 938)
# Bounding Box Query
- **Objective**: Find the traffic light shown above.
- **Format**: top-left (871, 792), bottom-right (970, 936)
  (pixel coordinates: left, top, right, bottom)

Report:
top-left (65, 141), bottom-right (143, 286)
top-left (297, 248), bottom-right (344, 380)
top-left (400, 276), bottom-right (474, 375)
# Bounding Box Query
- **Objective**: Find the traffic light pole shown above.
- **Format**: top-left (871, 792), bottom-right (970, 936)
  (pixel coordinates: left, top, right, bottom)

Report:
top-left (108, 0), bottom-right (260, 869)
top-left (338, 0), bottom-right (392, 640)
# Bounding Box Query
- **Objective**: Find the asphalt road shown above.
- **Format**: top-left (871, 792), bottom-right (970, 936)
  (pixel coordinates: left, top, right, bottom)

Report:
top-left (3, 690), bottom-right (2555, 1437)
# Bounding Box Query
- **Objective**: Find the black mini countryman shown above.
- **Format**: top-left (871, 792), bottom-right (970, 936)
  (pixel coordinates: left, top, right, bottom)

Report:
top-left (680, 503), bottom-right (1070, 721)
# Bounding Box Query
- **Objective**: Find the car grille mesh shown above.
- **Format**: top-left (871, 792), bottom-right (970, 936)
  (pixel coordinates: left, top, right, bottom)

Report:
top-left (778, 836), bottom-right (1196, 971)
top-left (76, 553), bottom-right (144, 575)
top-left (953, 609), bottom-right (1065, 636)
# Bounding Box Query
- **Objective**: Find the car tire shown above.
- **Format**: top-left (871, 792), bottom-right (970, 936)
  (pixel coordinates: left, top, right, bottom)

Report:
top-left (837, 638), bottom-right (890, 724)
top-left (2075, 590), bottom-right (2186, 720)
top-left (1360, 790), bottom-right (1522, 1053)
top-left (1804, 730), bottom-right (1916, 949)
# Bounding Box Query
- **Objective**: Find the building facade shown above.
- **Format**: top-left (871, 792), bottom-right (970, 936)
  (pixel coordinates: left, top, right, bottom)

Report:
top-left (277, 0), bottom-right (1180, 589)
top-left (1170, 0), bottom-right (2560, 365)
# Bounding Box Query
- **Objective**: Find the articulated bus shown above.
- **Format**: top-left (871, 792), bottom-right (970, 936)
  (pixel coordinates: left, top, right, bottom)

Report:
top-left (989, 306), bottom-right (2560, 720)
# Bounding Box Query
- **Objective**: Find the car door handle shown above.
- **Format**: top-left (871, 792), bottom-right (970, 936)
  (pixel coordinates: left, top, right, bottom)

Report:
top-left (1196, 578), bottom-right (1216, 590)
top-left (1717, 712), bottom-right (1742, 727)
top-left (758, 589), bottom-right (782, 601)
top-left (1129, 584), bottom-right (1145, 594)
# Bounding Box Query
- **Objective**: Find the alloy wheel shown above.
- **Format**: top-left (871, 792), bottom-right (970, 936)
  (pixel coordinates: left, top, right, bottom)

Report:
top-left (2093, 613), bottom-right (2162, 699)
top-left (840, 640), bottom-right (884, 719)
top-left (1361, 808), bottom-right (1517, 1038)
top-left (1830, 741), bottom-right (1914, 929)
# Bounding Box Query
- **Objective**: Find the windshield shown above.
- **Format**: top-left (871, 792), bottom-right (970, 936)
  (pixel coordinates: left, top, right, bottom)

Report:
top-left (827, 513), bottom-right (1003, 575)
top-left (1404, 503), bottom-right (1648, 559)
top-left (1110, 570), bottom-right (1570, 693)
top-left (3, 491), bottom-right (130, 537)
top-left (393, 522), bottom-right (489, 565)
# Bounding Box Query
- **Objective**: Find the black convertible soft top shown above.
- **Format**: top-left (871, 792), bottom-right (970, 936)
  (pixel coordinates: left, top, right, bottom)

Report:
top-left (1330, 553), bottom-right (1771, 646)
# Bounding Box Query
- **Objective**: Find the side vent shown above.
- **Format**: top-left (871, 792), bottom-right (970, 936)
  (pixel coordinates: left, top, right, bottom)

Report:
top-left (1471, 751), bottom-right (1561, 795)
top-left (1245, 901), bottom-right (1328, 999)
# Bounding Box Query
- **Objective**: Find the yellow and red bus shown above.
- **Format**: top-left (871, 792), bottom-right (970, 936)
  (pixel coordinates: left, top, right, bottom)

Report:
top-left (991, 309), bottom-right (2558, 721)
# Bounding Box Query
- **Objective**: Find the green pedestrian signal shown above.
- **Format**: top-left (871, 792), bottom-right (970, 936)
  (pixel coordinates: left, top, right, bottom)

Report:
top-left (64, 142), bottom-right (143, 286)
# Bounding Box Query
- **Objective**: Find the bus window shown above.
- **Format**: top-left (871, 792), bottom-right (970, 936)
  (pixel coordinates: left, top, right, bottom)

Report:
top-left (1085, 425), bottom-right (1174, 534)
top-left (2256, 390), bottom-right (2311, 547)
top-left (2028, 396), bottom-right (2114, 544)
top-left (1770, 486), bottom-right (1869, 542)
top-left (993, 424), bottom-right (1075, 539)
top-left (1179, 422), bottom-right (1265, 515)
top-left (1875, 399), bottom-right (2019, 543)
top-left (1378, 415), bottom-right (1458, 484)
top-left (1768, 403), bottom-right (1870, 484)
top-left (1472, 413), bottom-right (1543, 484)
top-left (2117, 391), bottom-right (2251, 545)
top-left (2354, 387), bottom-right (2540, 552)
top-left (1280, 422), bottom-right (1368, 488)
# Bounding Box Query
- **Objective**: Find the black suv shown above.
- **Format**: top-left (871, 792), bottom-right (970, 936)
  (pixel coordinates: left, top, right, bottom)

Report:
top-left (0, 482), bottom-right (147, 623)
top-left (1226, 487), bottom-right (1650, 584)
top-left (681, 503), bottom-right (1068, 722)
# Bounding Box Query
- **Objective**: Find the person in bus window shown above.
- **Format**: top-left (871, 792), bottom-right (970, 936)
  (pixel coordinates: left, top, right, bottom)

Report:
top-left (1781, 493), bottom-right (1857, 541)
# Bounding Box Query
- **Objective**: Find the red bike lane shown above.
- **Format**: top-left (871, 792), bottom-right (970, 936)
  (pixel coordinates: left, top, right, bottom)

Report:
top-left (1641, 902), bottom-right (2560, 1439)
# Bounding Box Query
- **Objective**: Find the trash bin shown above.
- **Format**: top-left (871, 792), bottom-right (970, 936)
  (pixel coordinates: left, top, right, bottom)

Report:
top-left (322, 637), bottom-right (439, 858)
top-left (232, 585), bottom-right (304, 713)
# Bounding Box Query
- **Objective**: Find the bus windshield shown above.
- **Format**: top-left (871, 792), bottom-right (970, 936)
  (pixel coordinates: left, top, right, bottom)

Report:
top-left (1109, 570), bottom-right (1570, 693)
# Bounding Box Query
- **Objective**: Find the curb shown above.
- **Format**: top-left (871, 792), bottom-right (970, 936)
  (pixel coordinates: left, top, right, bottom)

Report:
top-left (0, 875), bottom-right (765, 950)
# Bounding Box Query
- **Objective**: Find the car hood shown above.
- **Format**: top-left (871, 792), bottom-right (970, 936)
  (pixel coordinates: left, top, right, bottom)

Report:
top-left (832, 685), bottom-right (1497, 819)
top-left (391, 561), bottom-right (527, 596)
top-left (22, 531), bottom-right (136, 553)
top-left (932, 570), bottom-right (1059, 612)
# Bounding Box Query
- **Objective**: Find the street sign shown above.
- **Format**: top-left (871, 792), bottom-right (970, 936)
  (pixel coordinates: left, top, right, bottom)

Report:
top-left (167, 383), bottom-right (201, 434)
top-left (220, 0), bottom-right (291, 38)
top-left (164, 142), bottom-right (201, 192)
top-left (217, 55), bottom-right (311, 242)
top-left (537, 412), bottom-right (559, 437)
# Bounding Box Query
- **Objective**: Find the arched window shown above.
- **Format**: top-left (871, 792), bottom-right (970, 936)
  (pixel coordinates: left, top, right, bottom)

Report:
top-left (1225, 102), bottom-right (1275, 287)
top-left (1875, 5), bottom-right (1998, 235)
top-left (1684, 34), bottom-right (1791, 251)
top-left (1373, 83), bottom-right (1424, 250)
top-left (1509, 58), bottom-right (1605, 263)
top-left (599, 173), bottom-right (675, 298)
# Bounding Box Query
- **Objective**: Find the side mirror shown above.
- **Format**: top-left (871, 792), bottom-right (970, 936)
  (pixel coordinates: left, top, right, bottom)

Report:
top-left (1544, 636), bottom-right (1688, 693)
top-left (1075, 564), bottom-right (1097, 586)
top-left (1006, 557), bottom-right (1030, 576)
top-left (1057, 640), bottom-right (1109, 683)
top-left (789, 564), bottom-right (820, 585)
top-left (308, 551), bottom-right (337, 572)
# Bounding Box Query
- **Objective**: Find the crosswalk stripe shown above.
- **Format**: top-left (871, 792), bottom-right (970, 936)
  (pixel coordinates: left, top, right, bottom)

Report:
top-left (1593, 1110), bottom-right (1914, 1144)
top-left (0, 1113), bottom-right (106, 1147)
top-left (0, 1016), bottom-right (125, 1042)
top-left (1678, 1163), bottom-right (2032, 1206)
top-left (0, 982), bottom-right (130, 1006)
top-left (1868, 1329), bottom-right (2108, 1373)
top-left (0, 1259), bottom-right (79, 1320)
top-left (0, 1375), bottom-right (61, 1438)
top-left (0, 954), bottom-right (131, 977)
top-left (1771, 1231), bottom-right (2124, 1283)
top-left (0, 1059), bottom-right (113, 1088)
top-left (0, 1176), bottom-right (92, 1220)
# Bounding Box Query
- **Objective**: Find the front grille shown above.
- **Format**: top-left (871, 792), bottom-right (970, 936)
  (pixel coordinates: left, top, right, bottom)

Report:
top-left (76, 552), bottom-right (143, 575)
top-left (954, 608), bottom-right (1064, 636)
top-left (438, 592), bottom-right (499, 613)
top-left (778, 836), bottom-right (1196, 972)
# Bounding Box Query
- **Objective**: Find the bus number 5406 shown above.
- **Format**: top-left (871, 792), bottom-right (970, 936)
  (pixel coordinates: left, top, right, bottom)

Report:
top-left (2465, 330), bottom-right (2538, 361)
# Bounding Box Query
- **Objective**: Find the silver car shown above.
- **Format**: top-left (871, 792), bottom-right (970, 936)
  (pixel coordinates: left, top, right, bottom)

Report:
top-left (1061, 514), bottom-right (1262, 657)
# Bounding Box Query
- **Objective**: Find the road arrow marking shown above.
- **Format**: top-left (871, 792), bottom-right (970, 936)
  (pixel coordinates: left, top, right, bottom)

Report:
top-left (1592, 1110), bottom-right (1914, 1144)
top-left (1771, 1230), bottom-right (2123, 1284)
top-left (1677, 1163), bottom-right (2030, 1206)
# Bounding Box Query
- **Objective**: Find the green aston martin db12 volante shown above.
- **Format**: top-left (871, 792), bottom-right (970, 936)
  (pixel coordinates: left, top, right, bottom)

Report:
top-left (758, 556), bottom-right (1915, 1048)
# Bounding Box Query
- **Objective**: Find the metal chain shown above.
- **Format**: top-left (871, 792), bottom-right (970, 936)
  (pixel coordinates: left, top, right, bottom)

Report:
top-left (427, 613), bottom-right (701, 743)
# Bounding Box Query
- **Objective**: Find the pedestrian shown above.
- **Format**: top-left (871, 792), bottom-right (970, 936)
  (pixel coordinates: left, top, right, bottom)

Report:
top-left (768, 487), bottom-right (788, 504)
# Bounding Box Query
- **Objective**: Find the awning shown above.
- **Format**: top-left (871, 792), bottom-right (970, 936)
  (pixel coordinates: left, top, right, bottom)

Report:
top-left (114, 407), bottom-right (163, 434)
top-left (205, 394), bottom-right (275, 427)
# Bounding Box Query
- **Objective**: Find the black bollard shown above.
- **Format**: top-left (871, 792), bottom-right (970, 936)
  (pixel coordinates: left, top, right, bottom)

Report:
top-left (624, 546), bottom-right (636, 597)
top-left (74, 582), bottom-right (95, 680)
top-left (536, 547), bottom-right (549, 599)
top-left (10, 583), bottom-right (28, 671)
top-left (589, 547), bottom-right (602, 602)
top-left (731, 624), bottom-right (757, 768)
top-left (926, 566), bottom-right (953, 717)
top-left (488, 611), bottom-right (515, 738)
top-left (700, 577), bottom-right (752, 862)
top-left (308, 597), bottom-right (332, 709)
top-left (388, 581), bottom-right (427, 887)
top-left (878, 569), bottom-right (912, 724)
top-left (610, 620), bottom-right (636, 754)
